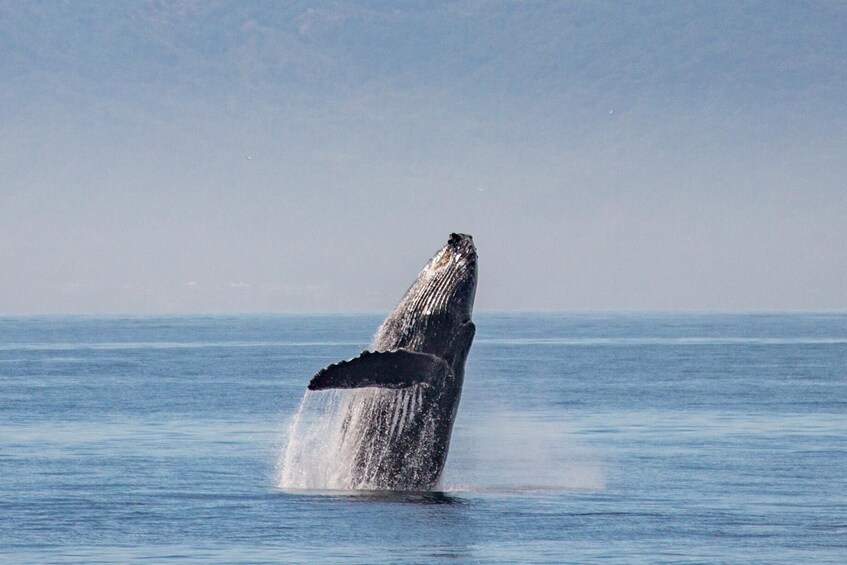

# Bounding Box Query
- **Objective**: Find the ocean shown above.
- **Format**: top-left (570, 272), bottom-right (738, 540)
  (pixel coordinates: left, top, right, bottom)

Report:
top-left (1, 313), bottom-right (845, 563)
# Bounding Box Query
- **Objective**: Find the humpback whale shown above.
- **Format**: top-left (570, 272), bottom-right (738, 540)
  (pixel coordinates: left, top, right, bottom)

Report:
top-left (305, 233), bottom-right (477, 490)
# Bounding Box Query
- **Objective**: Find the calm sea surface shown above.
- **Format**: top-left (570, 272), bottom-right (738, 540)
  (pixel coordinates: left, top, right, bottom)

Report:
top-left (1, 314), bottom-right (845, 563)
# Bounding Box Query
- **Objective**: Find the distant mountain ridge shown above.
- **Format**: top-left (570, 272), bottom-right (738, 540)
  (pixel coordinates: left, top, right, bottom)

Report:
top-left (3, 1), bottom-right (845, 122)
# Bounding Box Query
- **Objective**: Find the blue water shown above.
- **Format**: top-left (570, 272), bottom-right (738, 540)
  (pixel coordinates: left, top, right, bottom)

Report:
top-left (1, 313), bottom-right (845, 563)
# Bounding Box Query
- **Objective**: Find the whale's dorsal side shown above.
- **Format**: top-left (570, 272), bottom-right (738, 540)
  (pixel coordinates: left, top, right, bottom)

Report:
top-left (307, 349), bottom-right (452, 391)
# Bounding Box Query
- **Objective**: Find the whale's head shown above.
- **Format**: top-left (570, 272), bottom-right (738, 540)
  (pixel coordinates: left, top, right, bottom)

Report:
top-left (431, 233), bottom-right (477, 322)
top-left (373, 233), bottom-right (477, 352)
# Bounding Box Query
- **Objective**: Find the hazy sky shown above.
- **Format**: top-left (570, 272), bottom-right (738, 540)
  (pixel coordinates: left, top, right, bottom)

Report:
top-left (2, 1), bottom-right (845, 313)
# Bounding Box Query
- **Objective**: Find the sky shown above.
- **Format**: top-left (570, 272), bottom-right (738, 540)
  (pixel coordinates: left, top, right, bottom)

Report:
top-left (1, 1), bottom-right (845, 313)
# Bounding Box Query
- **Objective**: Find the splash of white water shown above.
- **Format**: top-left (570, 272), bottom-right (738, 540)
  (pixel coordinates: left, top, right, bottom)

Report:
top-left (443, 410), bottom-right (607, 492)
top-left (277, 385), bottom-right (429, 490)
top-left (277, 393), bottom-right (606, 493)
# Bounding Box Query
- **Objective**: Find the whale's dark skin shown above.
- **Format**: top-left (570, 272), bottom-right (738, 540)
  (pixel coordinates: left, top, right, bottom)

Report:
top-left (307, 233), bottom-right (477, 490)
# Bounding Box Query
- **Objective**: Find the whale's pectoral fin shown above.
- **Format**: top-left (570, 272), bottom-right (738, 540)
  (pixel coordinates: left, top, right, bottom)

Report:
top-left (446, 321), bottom-right (476, 364)
top-left (308, 349), bottom-right (452, 391)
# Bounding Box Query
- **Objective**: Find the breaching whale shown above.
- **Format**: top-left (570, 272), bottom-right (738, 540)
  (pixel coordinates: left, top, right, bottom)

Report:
top-left (305, 233), bottom-right (477, 490)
